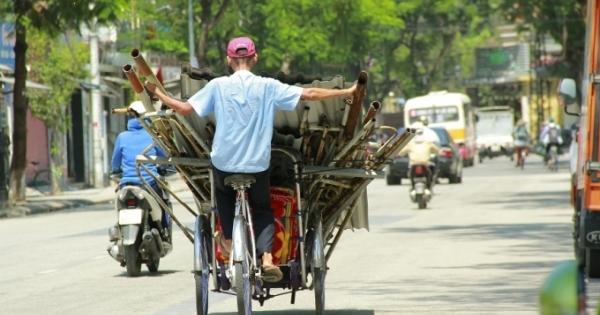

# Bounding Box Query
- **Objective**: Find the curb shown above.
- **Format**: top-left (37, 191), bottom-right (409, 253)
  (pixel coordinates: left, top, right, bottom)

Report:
top-left (0, 178), bottom-right (190, 219)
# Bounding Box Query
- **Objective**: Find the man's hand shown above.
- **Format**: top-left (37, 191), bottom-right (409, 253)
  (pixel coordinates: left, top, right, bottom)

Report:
top-left (346, 83), bottom-right (358, 96)
top-left (145, 81), bottom-right (159, 94)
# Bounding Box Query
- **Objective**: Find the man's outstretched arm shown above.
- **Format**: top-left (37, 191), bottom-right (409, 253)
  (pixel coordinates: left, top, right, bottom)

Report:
top-left (301, 84), bottom-right (357, 101)
top-left (145, 82), bottom-right (195, 116)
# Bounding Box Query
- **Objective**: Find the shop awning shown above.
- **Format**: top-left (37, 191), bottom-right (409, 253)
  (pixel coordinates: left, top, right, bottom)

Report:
top-left (0, 76), bottom-right (51, 90)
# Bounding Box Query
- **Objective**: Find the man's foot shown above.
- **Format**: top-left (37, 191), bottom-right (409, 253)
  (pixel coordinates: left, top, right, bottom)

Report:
top-left (214, 231), bottom-right (231, 258)
top-left (261, 253), bottom-right (283, 283)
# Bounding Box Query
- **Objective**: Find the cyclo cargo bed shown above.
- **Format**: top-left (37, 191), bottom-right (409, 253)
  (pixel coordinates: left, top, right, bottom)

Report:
top-left (118, 51), bottom-right (415, 312)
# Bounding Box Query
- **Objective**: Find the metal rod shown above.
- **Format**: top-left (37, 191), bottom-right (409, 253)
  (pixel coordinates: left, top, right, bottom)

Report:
top-left (136, 163), bottom-right (195, 243)
top-left (362, 101), bottom-right (381, 125)
top-left (343, 71), bottom-right (368, 139)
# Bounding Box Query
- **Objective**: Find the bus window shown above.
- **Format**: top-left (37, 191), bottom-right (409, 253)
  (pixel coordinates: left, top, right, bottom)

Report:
top-left (407, 106), bottom-right (460, 124)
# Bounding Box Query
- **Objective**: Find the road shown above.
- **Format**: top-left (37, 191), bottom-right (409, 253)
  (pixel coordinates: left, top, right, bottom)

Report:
top-left (0, 156), bottom-right (580, 315)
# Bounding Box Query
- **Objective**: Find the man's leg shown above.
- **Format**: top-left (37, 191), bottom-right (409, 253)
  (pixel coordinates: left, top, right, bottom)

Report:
top-left (149, 181), bottom-right (170, 231)
top-left (247, 169), bottom-right (275, 266)
top-left (515, 147), bottom-right (522, 166)
top-left (212, 166), bottom-right (236, 253)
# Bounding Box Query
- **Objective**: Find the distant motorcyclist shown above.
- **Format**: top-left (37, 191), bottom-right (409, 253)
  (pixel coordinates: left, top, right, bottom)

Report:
top-left (511, 119), bottom-right (530, 167)
top-left (110, 101), bottom-right (171, 241)
top-left (539, 117), bottom-right (563, 165)
top-left (416, 116), bottom-right (441, 148)
top-left (399, 124), bottom-right (439, 192)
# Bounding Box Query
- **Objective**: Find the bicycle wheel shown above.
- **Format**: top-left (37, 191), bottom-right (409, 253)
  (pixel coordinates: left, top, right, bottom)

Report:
top-left (520, 152), bottom-right (525, 170)
top-left (33, 169), bottom-right (53, 194)
top-left (194, 214), bottom-right (211, 315)
top-left (550, 148), bottom-right (559, 172)
top-left (232, 216), bottom-right (252, 315)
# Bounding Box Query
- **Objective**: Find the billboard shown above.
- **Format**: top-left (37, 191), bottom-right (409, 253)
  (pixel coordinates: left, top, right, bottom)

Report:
top-left (0, 22), bottom-right (15, 70)
top-left (475, 44), bottom-right (530, 77)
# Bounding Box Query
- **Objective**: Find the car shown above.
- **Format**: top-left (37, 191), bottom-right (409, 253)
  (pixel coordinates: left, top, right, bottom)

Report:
top-left (386, 127), bottom-right (463, 185)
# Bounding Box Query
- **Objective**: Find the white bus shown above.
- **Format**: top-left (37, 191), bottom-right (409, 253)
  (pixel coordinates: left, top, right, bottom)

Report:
top-left (403, 90), bottom-right (476, 167)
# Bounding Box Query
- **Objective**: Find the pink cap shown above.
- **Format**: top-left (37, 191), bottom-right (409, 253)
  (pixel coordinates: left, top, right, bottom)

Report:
top-left (227, 37), bottom-right (256, 58)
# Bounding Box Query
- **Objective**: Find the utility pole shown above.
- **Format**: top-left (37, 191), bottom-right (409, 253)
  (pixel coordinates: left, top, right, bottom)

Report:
top-left (188, 0), bottom-right (195, 65)
top-left (90, 14), bottom-right (105, 188)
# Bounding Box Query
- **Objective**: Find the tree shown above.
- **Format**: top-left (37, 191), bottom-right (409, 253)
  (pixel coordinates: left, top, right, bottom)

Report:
top-left (500, 0), bottom-right (587, 86)
top-left (26, 29), bottom-right (89, 194)
top-left (1, 0), bottom-right (126, 202)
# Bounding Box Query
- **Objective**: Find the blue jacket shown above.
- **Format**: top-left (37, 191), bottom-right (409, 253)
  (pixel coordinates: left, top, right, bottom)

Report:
top-left (111, 118), bottom-right (167, 185)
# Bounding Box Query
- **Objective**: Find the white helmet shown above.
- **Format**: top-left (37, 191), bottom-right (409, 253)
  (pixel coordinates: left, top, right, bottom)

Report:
top-left (129, 101), bottom-right (146, 114)
top-left (411, 121), bottom-right (424, 135)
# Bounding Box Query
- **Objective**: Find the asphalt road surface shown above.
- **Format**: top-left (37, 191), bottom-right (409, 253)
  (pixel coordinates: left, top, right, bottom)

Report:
top-left (0, 155), bottom-right (581, 315)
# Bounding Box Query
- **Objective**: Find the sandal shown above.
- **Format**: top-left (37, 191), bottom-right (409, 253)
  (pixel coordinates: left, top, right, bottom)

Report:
top-left (262, 265), bottom-right (283, 283)
top-left (214, 231), bottom-right (230, 258)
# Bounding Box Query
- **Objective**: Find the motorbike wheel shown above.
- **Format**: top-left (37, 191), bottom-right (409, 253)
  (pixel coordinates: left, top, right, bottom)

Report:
top-left (147, 259), bottom-right (159, 272)
top-left (586, 249), bottom-right (600, 278)
top-left (124, 244), bottom-right (142, 277)
top-left (416, 194), bottom-right (427, 209)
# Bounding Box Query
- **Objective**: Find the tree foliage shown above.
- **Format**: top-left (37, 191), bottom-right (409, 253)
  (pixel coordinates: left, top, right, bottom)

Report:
top-left (500, 0), bottom-right (587, 83)
top-left (27, 30), bottom-right (89, 132)
top-left (0, 0), bottom-right (126, 202)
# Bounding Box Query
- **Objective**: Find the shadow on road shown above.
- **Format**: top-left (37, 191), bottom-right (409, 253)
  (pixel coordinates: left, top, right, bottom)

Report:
top-left (384, 222), bottom-right (571, 250)
top-left (114, 269), bottom-right (181, 278)
top-left (210, 310), bottom-right (374, 315)
top-left (475, 189), bottom-right (571, 210)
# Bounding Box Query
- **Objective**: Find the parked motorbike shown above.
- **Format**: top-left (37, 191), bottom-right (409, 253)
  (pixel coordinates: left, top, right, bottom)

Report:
top-left (409, 163), bottom-right (433, 209)
top-left (106, 170), bottom-right (173, 277)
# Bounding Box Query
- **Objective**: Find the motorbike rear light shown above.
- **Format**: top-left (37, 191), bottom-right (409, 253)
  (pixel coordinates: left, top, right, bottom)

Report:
top-left (439, 148), bottom-right (453, 158)
top-left (415, 165), bottom-right (423, 175)
top-left (125, 199), bottom-right (137, 208)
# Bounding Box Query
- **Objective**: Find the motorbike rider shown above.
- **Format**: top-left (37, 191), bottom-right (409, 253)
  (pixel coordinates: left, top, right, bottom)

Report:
top-left (512, 119), bottom-right (530, 167)
top-left (417, 116), bottom-right (441, 147)
top-left (110, 100), bottom-right (172, 242)
top-left (399, 123), bottom-right (439, 193)
top-left (539, 117), bottom-right (563, 165)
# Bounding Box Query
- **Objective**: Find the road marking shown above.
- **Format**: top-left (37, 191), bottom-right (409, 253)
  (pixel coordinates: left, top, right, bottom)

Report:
top-left (92, 255), bottom-right (105, 260)
top-left (38, 269), bottom-right (58, 275)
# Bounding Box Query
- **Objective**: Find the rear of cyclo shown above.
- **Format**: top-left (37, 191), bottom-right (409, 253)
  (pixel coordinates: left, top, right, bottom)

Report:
top-left (193, 145), bottom-right (327, 315)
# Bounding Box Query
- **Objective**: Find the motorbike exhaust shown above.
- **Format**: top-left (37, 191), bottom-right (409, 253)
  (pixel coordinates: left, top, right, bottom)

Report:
top-left (151, 228), bottom-right (168, 256)
top-left (108, 225), bottom-right (119, 242)
top-left (107, 244), bottom-right (122, 262)
top-left (142, 230), bottom-right (161, 258)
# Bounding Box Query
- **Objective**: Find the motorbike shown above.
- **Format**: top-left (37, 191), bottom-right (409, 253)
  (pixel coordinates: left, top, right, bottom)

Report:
top-left (409, 161), bottom-right (433, 210)
top-left (106, 170), bottom-right (173, 277)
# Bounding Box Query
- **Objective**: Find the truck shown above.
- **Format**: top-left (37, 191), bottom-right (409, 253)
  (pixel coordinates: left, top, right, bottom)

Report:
top-left (474, 106), bottom-right (515, 163)
top-left (556, 0), bottom-right (600, 278)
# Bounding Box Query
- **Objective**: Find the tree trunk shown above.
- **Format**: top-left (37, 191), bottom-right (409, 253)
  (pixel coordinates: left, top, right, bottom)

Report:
top-left (9, 17), bottom-right (29, 203)
top-left (196, 0), bottom-right (232, 67)
top-left (49, 127), bottom-right (62, 195)
top-left (280, 54), bottom-right (292, 74)
top-left (197, 22), bottom-right (209, 67)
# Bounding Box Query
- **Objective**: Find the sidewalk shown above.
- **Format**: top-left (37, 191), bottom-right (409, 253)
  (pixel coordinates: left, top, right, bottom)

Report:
top-left (0, 175), bottom-right (190, 219)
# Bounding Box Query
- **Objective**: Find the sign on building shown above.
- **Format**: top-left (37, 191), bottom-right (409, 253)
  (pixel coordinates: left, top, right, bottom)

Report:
top-left (475, 44), bottom-right (530, 77)
top-left (0, 22), bottom-right (15, 70)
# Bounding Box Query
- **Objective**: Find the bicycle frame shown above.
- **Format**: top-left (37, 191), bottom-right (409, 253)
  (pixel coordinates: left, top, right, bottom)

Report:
top-left (230, 185), bottom-right (259, 281)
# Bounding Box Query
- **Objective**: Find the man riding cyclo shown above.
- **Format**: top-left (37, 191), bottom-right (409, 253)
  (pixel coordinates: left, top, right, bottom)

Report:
top-left (145, 36), bottom-right (358, 282)
top-left (398, 123), bottom-right (440, 194)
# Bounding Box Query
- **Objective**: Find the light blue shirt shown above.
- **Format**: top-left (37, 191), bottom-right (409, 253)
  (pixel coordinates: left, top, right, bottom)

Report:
top-left (188, 70), bottom-right (303, 173)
